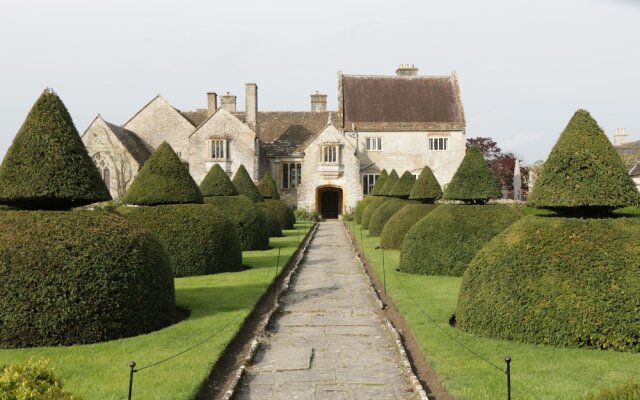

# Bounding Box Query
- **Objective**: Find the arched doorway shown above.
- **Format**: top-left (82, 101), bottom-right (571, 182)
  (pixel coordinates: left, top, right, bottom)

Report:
top-left (317, 186), bottom-right (343, 219)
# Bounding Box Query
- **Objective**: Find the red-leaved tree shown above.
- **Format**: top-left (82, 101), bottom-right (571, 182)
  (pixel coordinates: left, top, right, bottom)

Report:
top-left (466, 137), bottom-right (528, 191)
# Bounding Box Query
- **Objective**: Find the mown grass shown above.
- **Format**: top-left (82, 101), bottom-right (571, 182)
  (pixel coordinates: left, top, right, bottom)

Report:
top-left (347, 222), bottom-right (639, 400)
top-left (0, 222), bottom-right (313, 400)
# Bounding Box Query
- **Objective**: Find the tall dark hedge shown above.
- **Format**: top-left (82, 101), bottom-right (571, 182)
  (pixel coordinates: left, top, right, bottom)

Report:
top-left (368, 198), bottom-right (417, 237)
top-left (354, 196), bottom-right (375, 224)
top-left (399, 204), bottom-right (522, 275)
top-left (0, 90), bottom-right (110, 210)
top-left (409, 166), bottom-right (442, 203)
top-left (261, 199), bottom-right (295, 229)
top-left (204, 195), bottom-right (269, 250)
top-left (199, 164), bottom-right (238, 197)
top-left (389, 171), bottom-right (416, 199)
top-left (0, 211), bottom-right (175, 347)
top-left (379, 170), bottom-right (399, 196)
top-left (232, 165), bottom-right (263, 203)
top-left (124, 142), bottom-right (203, 205)
top-left (257, 203), bottom-right (283, 237)
top-left (369, 169), bottom-right (389, 196)
top-left (257, 173), bottom-right (280, 200)
top-left (380, 204), bottom-right (439, 249)
top-left (118, 204), bottom-right (242, 277)
top-left (457, 215), bottom-right (640, 352)
top-left (361, 196), bottom-right (391, 229)
top-left (528, 110), bottom-right (640, 213)
top-left (443, 146), bottom-right (502, 204)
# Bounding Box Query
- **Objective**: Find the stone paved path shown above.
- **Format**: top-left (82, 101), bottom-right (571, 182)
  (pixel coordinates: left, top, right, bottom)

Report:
top-left (236, 221), bottom-right (416, 400)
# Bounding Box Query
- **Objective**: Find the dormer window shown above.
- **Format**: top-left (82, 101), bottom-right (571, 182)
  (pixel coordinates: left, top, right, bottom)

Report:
top-left (429, 137), bottom-right (448, 151)
top-left (209, 139), bottom-right (227, 160)
top-left (321, 145), bottom-right (339, 163)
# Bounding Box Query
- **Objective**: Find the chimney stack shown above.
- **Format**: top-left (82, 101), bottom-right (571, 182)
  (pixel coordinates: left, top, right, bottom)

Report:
top-left (207, 92), bottom-right (218, 117)
top-left (245, 83), bottom-right (258, 132)
top-left (220, 92), bottom-right (237, 112)
top-left (396, 64), bottom-right (419, 76)
top-left (311, 91), bottom-right (327, 112)
top-left (614, 128), bottom-right (629, 146)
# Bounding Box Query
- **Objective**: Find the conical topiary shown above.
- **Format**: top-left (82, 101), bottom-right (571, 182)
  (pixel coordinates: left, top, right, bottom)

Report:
top-left (443, 146), bottom-right (501, 204)
top-left (0, 89), bottom-right (111, 210)
top-left (528, 110), bottom-right (640, 213)
top-left (369, 169), bottom-right (389, 196)
top-left (389, 171), bottom-right (416, 199)
top-left (379, 170), bottom-right (399, 196)
top-left (200, 164), bottom-right (238, 196)
top-left (409, 166), bottom-right (442, 203)
top-left (123, 142), bottom-right (203, 205)
top-left (232, 165), bottom-right (263, 203)
top-left (258, 172), bottom-right (280, 199)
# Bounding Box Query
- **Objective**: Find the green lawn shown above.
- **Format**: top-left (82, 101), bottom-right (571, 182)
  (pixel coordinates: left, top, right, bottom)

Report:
top-left (347, 222), bottom-right (639, 400)
top-left (0, 222), bottom-right (313, 400)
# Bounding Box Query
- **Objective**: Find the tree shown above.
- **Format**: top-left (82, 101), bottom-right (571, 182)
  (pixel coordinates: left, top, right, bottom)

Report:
top-left (200, 164), bottom-right (238, 197)
top-left (257, 172), bottom-right (280, 199)
top-left (467, 137), bottom-right (529, 191)
top-left (443, 145), bottom-right (502, 204)
top-left (389, 171), bottom-right (416, 198)
top-left (409, 166), bottom-right (442, 203)
top-left (232, 165), bottom-right (263, 203)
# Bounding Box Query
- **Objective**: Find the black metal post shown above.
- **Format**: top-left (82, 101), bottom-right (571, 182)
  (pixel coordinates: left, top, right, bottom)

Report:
top-left (381, 247), bottom-right (386, 295)
top-left (128, 361), bottom-right (136, 400)
top-left (505, 355), bottom-right (511, 400)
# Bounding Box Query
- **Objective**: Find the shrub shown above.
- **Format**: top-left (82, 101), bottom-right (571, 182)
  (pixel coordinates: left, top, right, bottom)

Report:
top-left (389, 171), bottom-right (416, 199)
top-left (361, 197), bottom-right (391, 229)
top-left (354, 196), bottom-right (375, 224)
top-left (257, 203), bottom-right (283, 237)
top-left (456, 215), bottom-right (640, 352)
top-left (528, 110), bottom-right (640, 214)
top-left (260, 199), bottom-right (295, 229)
top-left (368, 198), bottom-right (417, 237)
top-left (378, 170), bottom-right (399, 196)
top-left (409, 166), bottom-right (442, 203)
top-left (0, 89), bottom-right (110, 210)
top-left (124, 142), bottom-right (203, 206)
top-left (118, 204), bottom-right (242, 276)
top-left (0, 211), bottom-right (175, 347)
top-left (584, 381), bottom-right (640, 400)
top-left (294, 208), bottom-right (319, 222)
top-left (199, 164), bottom-right (238, 197)
top-left (399, 204), bottom-right (522, 276)
top-left (369, 169), bottom-right (388, 196)
top-left (204, 195), bottom-right (269, 250)
top-left (380, 204), bottom-right (439, 249)
top-left (0, 359), bottom-right (80, 399)
top-left (257, 173), bottom-right (280, 200)
top-left (443, 146), bottom-right (502, 204)
top-left (232, 165), bottom-right (263, 203)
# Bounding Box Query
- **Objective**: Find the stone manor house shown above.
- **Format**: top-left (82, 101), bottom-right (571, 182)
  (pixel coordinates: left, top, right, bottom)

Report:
top-left (82, 65), bottom-right (466, 218)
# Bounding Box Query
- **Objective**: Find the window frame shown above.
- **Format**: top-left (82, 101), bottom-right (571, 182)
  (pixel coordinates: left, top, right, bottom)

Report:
top-left (282, 161), bottom-right (302, 189)
top-left (362, 173), bottom-right (380, 195)
top-left (366, 137), bottom-right (383, 151)
top-left (428, 137), bottom-right (449, 151)
top-left (209, 139), bottom-right (227, 160)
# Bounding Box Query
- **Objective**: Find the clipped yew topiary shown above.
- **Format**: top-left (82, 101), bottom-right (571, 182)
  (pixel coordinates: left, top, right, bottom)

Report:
top-left (354, 196), bottom-right (375, 224)
top-left (0, 89), bottom-right (110, 210)
top-left (380, 204), bottom-right (439, 249)
top-left (368, 198), bottom-right (417, 237)
top-left (389, 171), bottom-right (416, 199)
top-left (205, 195), bottom-right (270, 250)
top-left (257, 203), bottom-right (283, 237)
top-left (123, 142), bottom-right (203, 205)
top-left (409, 166), bottom-right (442, 203)
top-left (118, 204), bottom-right (242, 277)
top-left (443, 145), bottom-right (502, 204)
top-left (361, 196), bottom-right (391, 229)
top-left (369, 169), bottom-right (389, 196)
top-left (257, 172), bottom-right (280, 200)
top-left (199, 164), bottom-right (238, 196)
top-left (378, 169), bottom-right (399, 196)
top-left (261, 199), bottom-right (295, 229)
top-left (399, 204), bottom-right (522, 275)
top-left (0, 211), bottom-right (175, 347)
top-left (457, 216), bottom-right (640, 352)
top-left (528, 110), bottom-right (640, 214)
top-left (232, 165), bottom-right (263, 203)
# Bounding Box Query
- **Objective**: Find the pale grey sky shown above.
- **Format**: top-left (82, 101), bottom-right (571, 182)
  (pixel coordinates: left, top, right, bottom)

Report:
top-left (1, 0), bottom-right (638, 164)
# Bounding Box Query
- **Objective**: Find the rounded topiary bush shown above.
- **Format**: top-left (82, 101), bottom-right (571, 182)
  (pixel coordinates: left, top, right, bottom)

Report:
top-left (368, 198), bottom-right (417, 237)
top-left (0, 211), bottom-right (175, 348)
top-left (457, 215), bottom-right (640, 352)
top-left (257, 203), bottom-right (283, 237)
top-left (361, 196), bottom-right (391, 229)
top-left (354, 196), bottom-right (375, 224)
top-left (204, 195), bottom-right (270, 250)
top-left (380, 204), bottom-right (439, 249)
top-left (399, 204), bottom-right (522, 275)
top-left (261, 199), bottom-right (295, 229)
top-left (409, 166), bottom-right (442, 203)
top-left (118, 204), bottom-right (242, 277)
top-left (443, 145), bottom-right (502, 204)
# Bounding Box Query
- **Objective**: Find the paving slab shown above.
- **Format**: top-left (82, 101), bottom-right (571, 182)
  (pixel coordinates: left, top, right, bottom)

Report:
top-left (235, 221), bottom-right (416, 400)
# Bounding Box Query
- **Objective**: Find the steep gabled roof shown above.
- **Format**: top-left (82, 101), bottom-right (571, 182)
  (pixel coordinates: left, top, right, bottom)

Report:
top-left (103, 120), bottom-right (152, 165)
top-left (181, 109), bottom-right (209, 127)
top-left (123, 95), bottom-right (196, 129)
top-left (339, 72), bottom-right (465, 131)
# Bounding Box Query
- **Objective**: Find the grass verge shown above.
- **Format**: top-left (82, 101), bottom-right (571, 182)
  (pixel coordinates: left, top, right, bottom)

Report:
top-left (347, 222), bottom-right (639, 400)
top-left (0, 222), bottom-right (313, 399)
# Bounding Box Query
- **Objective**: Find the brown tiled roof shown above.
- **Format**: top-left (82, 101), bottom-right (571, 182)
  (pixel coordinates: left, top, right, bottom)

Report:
top-left (340, 73), bottom-right (465, 131)
top-left (181, 110), bottom-right (209, 127)
top-left (104, 121), bottom-right (152, 165)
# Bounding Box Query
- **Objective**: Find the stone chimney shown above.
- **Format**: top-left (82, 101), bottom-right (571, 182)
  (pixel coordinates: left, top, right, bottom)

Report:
top-left (220, 92), bottom-right (237, 112)
top-left (245, 83), bottom-right (258, 132)
top-left (207, 92), bottom-right (217, 117)
top-left (614, 128), bottom-right (629, 146)
top-left (396, 64), bottom-right (419, 76)
top-left (311, 91), bottom-right (327, 112)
